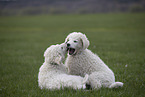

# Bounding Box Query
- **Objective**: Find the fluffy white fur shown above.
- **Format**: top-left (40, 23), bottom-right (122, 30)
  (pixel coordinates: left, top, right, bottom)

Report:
top-left (38, 43), bottom-right (88, 90)
top-left (65, 32), bottom-right (123, 89)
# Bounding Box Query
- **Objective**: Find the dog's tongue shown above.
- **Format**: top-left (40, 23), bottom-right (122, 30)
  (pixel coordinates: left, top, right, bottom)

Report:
top-left (69, 48), bottom-right (75, 55)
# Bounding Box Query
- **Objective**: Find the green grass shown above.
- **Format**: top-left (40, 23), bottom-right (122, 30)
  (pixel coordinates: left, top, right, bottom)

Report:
top-left (0, 13), bottom-right (145, 97)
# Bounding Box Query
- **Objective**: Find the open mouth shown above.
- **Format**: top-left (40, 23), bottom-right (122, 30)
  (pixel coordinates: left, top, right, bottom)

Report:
top-left (67, 48), bottom-right (75, 55)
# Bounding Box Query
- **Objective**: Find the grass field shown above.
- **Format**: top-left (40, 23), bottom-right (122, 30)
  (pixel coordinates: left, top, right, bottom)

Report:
top-left (0, 13), bottom-right (145, 97)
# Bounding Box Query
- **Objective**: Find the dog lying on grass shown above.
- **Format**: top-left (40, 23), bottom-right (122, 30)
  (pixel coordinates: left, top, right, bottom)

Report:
top-left (38, 43), bottom-right (88, 90)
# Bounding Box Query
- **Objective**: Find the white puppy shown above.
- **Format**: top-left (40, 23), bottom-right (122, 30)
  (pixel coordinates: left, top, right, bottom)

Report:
top-left (65, 32), bottom-right (123, 89)
top-left (38, 43), bottom-right (88, 90)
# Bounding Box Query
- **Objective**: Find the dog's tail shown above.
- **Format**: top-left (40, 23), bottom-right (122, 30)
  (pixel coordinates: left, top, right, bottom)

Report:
top-left (81, 74), bottom-right (89, 89)
top-left (82, 74), bottom-right (89, 84)
top-left (109, 82), bottom-right (123, 88)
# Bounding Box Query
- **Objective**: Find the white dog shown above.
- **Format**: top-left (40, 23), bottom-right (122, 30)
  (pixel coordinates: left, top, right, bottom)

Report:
top-left (38, 43), bottom-right (88, 90)
top-left (65, 32), bottom-right (123, 89)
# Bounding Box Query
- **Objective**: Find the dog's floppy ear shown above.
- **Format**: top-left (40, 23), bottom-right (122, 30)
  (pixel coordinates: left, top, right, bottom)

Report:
top-left (55, 55), bottom-right (62, 65)
top-left (80, 33), bottom-right (90, 50)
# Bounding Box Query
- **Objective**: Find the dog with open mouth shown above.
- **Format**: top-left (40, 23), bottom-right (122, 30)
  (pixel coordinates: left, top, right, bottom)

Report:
top-left (66, 34), bottom-right (88, 56)
top-left (65, 32), bottom-right (123, 89)
top-left (66, 39), bottom-right (81, 55)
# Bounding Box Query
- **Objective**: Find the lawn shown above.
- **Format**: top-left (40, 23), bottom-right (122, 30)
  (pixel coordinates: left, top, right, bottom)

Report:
top-left (0, 13), bottom-right (145, 97)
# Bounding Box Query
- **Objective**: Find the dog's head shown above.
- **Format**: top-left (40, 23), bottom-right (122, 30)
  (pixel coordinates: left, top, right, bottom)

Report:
top-left (65, 32), bottom-right (90, 55)
top-left (44, 43), bottom-right (67, 64)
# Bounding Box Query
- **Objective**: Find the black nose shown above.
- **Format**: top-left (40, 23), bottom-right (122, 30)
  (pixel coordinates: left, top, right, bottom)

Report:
top-left (67, 43), bottom-right (70, 47)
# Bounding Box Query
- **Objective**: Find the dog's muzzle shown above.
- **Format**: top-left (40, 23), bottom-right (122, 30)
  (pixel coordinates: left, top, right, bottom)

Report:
top-left (67, 43), bottom-right (76, 55)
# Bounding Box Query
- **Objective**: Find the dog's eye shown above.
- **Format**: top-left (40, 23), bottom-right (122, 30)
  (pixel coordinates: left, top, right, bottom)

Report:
top-left (74, 40), bottom-right (77, 43)
top-left (61, 47), bottom-right (63, 49)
